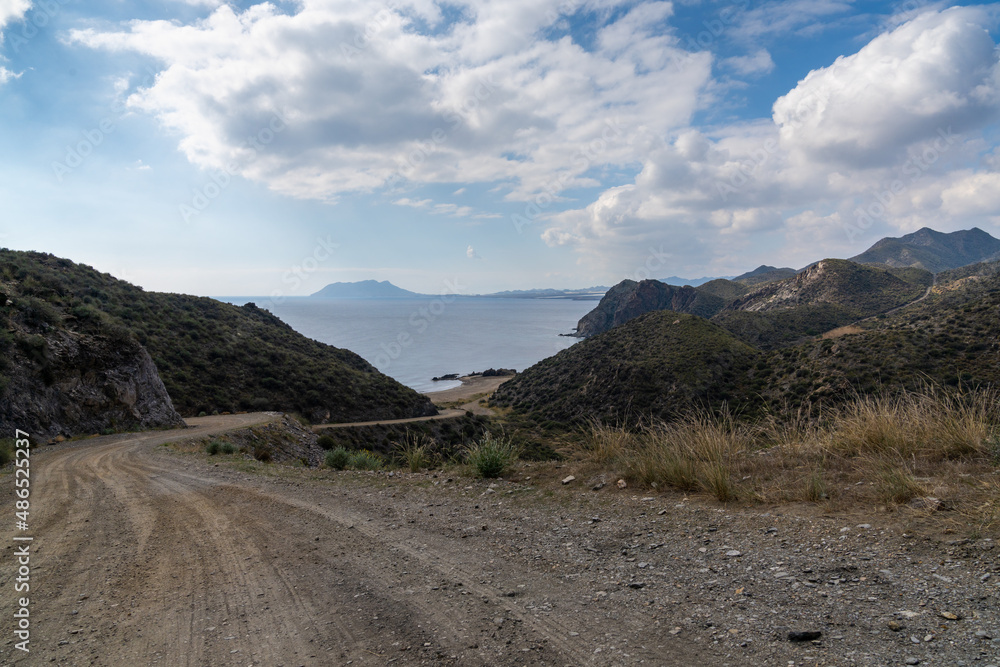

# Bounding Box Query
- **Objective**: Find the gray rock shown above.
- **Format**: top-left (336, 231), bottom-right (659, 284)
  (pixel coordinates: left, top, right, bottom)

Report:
top-left (0, 329), bottom-right (184, 440)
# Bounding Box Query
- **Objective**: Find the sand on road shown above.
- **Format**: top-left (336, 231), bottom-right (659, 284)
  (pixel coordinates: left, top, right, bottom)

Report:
top-left (0, 414), bottom-right (702, 666)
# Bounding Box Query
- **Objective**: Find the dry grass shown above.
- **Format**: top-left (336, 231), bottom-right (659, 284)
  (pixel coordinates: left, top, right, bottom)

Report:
top-left (827, 386), bottom-right (995, 460)
top-left (621, 409), bottom-right (754, 502)
top-left (584, 385), bottom-right (1000, 527)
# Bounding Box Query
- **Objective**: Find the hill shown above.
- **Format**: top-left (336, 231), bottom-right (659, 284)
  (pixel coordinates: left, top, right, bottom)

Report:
top-left (849, 227), bottom-right (1000, 272)
top-left (723, 259), bottom-right (928, 314)
top-left (733, 265), bottom-right (797, 286)
top-left (571, 280), bottom-right (725, 337)
top-left (0, 251), bottom-right (437, 424)
top-left (311, 280), bottom-right (423, 298)
top-left (695, 278), bottom-right (749, 303)
top-left (492, 311), bottom-right (760, 425)
top-left (498, 261), bottom-right (1000, 427)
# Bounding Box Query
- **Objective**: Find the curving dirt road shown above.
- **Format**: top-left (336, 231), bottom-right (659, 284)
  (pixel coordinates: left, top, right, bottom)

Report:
top-left (1, 415), bottom-right (705, 666)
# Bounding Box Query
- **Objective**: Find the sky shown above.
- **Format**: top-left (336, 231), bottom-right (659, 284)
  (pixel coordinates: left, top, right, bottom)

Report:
top-left (1, 0), bottom-right (1000, 297)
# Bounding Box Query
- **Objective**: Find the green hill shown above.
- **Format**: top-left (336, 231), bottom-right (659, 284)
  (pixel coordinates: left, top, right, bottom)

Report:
top-left (850, 227), bottom-right (1000, 273)
top-left (497, 263), bottom-right (1000, 428)
top-left (733, 265), bottom-right (797, 286)
top-left (695, 278), bottom-right (749, 302)
top-left (725, 259), bottom-right (928, 315)
top-left (0, 251), bottom-right (436, 423)
top-left (493, 311), bottom-right (760, 425)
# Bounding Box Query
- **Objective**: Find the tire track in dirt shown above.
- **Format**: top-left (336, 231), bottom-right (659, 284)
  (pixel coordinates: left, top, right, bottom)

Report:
top-left (2, 414), bottom-right (706, 665)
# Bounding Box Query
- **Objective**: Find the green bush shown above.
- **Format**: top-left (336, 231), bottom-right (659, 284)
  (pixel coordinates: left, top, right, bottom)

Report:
top-left (317, 434), bottom-right (337, 450)
top-left (466, 432), bottom-right (520, 478)
top-left (205, 440), bottom-right (221, 455)
top-left (350, 450), bottom-right (383, 471)
top-left (325, 447), bottom-right (350, 470)
top-left (393, 433), bottom-right (431, 472)
top-left (220, 442), bottom-right (236, 455)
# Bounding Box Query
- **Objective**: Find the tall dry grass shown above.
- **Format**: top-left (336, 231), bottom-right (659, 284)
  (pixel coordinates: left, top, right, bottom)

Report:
top-left (826, 385), bottom-right (996, 460)
top-left (584, 385), bottom-right (999, 510)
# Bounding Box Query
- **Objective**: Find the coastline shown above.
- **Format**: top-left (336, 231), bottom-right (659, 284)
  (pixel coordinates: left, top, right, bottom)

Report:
top-left (424, 374), bottom-right (512, 406)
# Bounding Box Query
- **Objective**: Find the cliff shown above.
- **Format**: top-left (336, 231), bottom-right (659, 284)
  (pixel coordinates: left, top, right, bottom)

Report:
top-left (572, 279), bottom-right (725, 337)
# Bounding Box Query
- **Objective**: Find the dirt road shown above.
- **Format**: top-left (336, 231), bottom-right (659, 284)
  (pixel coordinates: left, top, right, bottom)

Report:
top-left (7, 415), bottom-right (998, 666)
top-left (1, 415), bottom-right (704, 666)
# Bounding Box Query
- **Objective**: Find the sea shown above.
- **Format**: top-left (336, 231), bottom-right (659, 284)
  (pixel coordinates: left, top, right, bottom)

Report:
top-left (219, 297), bottom-right (596, 394)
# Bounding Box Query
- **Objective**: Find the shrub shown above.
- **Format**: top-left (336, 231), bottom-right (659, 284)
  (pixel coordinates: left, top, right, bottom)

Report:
top-left (325, 447), bottom-right (350, 470)
top-left (220, 442), bottom-right (236, 455)
top-left (466, 432), bottom-right (520, 478)
top-left (317, 434), bottom-right (337, 450)
top-left (393, 433), bottom-right (432, 472)
top-left (205, 440), bottom-right (221, 456)
top-left (804, 469), bottom-right (827, 502)
top-left (867, 457), bottom-right (925, 504)
top-left (350, 450), bottom-right (383, 471)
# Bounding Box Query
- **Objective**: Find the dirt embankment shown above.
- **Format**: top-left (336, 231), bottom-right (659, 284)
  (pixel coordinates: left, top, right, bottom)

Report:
top-left (2, 415), bottom-right (999, 666)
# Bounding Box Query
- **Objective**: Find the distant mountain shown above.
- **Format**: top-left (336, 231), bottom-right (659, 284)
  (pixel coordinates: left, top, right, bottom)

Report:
top-left (311, 280), bottom-right (424, 298)
top-left (733, 265), bottom-right (797, 286)
top-left (482, 287), bottom-right (607, 300)
top-left (659, 275), bottom-right (731, 287)
top-left (850, 227), bottom-right (1000, 273)
top-left (571, 280), bottom-right (725, 337)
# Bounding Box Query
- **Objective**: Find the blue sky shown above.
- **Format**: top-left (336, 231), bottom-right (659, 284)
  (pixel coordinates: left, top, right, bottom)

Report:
top-left (1, 1), bottom-right (999, 296)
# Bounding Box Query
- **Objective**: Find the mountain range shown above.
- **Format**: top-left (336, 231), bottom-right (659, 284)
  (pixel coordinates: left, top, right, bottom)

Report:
top-left (493, 227), bottom-right (1000, 426)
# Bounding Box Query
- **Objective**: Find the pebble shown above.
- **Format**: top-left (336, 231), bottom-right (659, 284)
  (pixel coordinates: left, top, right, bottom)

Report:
top-left (788, 631), bottom-right (821, 642)
top-left (905, 659), bottom-right (920, 666)
top-left (726, 550), bottom-right (742, 557)
top-left (561, 475), bottom-right (576, 485)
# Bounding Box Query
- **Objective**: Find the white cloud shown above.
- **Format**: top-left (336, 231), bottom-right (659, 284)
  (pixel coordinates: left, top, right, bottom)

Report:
top-left (0, 0), bottom-right (30, 32)
top-left (71, 0), bottom-right (711, 202)
top-left (774, 7), bottom-right (1000, 168)
top-left (721, 49), bottom-right (774, 76)
top-left (466, 244), bottom-right (482, 260)
top-left (541, 7), bottom-right (1000, 276)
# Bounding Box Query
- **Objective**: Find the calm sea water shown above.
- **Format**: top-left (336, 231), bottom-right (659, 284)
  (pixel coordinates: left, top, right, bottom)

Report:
top-left (219, 297), bottom-right (595, 393)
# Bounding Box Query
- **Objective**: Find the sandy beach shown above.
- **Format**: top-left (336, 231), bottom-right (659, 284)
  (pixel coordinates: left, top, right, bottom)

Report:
top-left (424, 374), bottom-right (512, 408)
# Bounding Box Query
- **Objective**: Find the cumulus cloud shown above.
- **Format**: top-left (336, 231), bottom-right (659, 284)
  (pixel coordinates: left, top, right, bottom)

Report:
top-left (774, 7), bottom-right (1000, 167)
top-left (0, 0), bottom-right (30, 84)
top-left (71, 0), bottom-right (710, 202)
top-left (0, 0), bottom-right (30, 32)
top-left (541, 7), bottom-right (1000, 275)
top-left (466, 244), bottom-right (482, 260)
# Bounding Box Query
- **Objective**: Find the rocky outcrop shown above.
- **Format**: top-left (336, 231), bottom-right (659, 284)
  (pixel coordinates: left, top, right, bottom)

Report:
top-left (572, 280), bottom-right (725, 337)
top-left (0, 330), bottom-right (185, 441)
